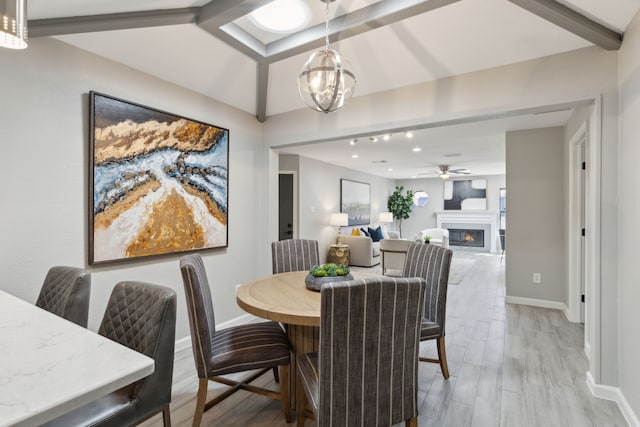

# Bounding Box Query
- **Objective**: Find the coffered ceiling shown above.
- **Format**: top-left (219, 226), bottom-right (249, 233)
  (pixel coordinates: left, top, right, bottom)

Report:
top-left (26, 0), bottom-right (640, 178)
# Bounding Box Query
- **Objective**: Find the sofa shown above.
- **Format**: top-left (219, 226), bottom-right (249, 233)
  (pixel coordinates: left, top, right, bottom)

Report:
top-left (340, 234), bottom-right (380, 267)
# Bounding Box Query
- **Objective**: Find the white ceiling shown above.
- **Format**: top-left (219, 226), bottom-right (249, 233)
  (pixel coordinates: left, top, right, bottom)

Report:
top-left (26, 0), bottom-right (640, 179)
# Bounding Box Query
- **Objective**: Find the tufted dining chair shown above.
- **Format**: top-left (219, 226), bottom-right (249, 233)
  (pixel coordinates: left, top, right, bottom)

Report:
top-left (271, 239), bottom-right (320, 273)
top-left (180, 253), bottom-right (292, 427)
top-left (42, 281), bottom-right (177, 427)
top-left (36, 266), bottom-right (91, 327)
top-left (402, 242), bottom-right (453, 378)
top-left (296, 276), bottom-right (427, 427)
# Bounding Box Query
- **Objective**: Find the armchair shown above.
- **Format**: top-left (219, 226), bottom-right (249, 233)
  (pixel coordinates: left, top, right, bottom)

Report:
top-left (415, 228), bottom-right (449, 248)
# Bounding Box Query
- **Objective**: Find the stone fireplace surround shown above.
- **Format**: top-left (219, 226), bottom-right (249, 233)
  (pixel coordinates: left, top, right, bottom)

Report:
top-left (436, 211), bottom-right (500, 253)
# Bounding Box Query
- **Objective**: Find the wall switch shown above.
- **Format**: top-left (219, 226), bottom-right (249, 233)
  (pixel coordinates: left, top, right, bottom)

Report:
top-left (533, 273), bottom-right (541, 283)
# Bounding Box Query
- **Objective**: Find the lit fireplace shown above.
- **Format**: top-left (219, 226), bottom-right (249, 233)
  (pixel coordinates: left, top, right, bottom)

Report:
top-left (449, 228), bottom-right (484, 248)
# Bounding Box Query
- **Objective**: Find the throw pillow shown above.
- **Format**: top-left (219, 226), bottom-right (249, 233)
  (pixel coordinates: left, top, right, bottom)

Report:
top-left (360, 227), bottom-right (370, 237)
top-left (351, 227), bottom-right (360, 236)
top-left (368, 226), bottom-right (384, 242)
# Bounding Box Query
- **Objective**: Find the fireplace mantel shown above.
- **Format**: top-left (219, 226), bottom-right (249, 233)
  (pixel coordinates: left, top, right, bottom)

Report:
top-left (436, 211), bottom-right (500, 253)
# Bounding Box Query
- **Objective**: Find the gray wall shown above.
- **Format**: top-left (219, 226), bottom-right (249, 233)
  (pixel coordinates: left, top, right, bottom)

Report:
top-left (0, 38), bottom-right (268, 341)
top-left (289, 155), bottom-right (396, 262)
top-left (505, 128), bottom-right (566, 303)
top-left (618, 8), bottom-right (640, 418)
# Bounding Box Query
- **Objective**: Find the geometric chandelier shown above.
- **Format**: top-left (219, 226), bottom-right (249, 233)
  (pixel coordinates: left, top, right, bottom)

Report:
top-left (298, 0), bottom-right (356, 113)
top-left (0, 0), bottom-right (28, 49)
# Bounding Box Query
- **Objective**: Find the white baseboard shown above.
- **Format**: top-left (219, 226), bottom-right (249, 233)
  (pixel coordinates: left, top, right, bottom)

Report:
top-left (174, 312), bottom-right (259, 359)
top-left (505, 296), bottom-right (569, 314)
top-left (587, 371), bottom-right (640, 427)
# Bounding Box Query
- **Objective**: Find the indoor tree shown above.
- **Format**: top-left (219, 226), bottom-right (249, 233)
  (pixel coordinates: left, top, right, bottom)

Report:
top-left (387, 186), bottom-right (414, 237)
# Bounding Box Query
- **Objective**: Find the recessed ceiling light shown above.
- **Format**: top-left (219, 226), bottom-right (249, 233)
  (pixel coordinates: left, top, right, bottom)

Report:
top-left (350, 139), bottom-right (357, 145)
top-left (352, 154), bottom-right (359, 158)
top-left (412, 175), bottom-right (417, 179)
top-left (405, 131), bottom-right (413, 138)
top-left (388, 168), bottom-right (393, 171)
top-left (369, 137), bottom-right (378, 142)
top-left (383, 134), bottom-right (391, 141)
top-left (250, 0), bottom-right (310, 33)
top-left (412, 147), bottom-right (421, 152)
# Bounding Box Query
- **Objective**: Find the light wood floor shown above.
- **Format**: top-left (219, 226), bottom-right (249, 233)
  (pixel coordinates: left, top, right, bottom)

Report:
top-left (140, 252), bottom-right (628, 427)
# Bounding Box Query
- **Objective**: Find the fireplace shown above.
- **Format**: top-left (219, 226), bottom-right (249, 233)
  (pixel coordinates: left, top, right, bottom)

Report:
top-left (449, 228), bottom-right (484, 248)
top-left (436, 211), bottom-right (499, 253)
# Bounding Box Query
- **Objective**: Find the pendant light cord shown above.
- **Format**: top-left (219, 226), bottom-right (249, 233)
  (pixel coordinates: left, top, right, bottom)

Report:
top-left (324, 0), bottom-right (330, 51)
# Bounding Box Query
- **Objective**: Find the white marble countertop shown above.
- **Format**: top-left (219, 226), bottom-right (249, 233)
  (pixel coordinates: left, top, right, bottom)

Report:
top-left (0, 290), bottom-right (154, 427)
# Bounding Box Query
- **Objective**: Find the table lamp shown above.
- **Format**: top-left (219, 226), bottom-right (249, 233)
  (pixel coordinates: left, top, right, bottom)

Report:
top-left (330, 213), bottom-right (349, 244)
top-left (379, 212), bottom-right (393, 223)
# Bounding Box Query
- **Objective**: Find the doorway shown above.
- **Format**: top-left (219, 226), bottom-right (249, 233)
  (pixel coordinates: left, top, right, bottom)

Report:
top-left (278, 171), bottom-right (297, 241)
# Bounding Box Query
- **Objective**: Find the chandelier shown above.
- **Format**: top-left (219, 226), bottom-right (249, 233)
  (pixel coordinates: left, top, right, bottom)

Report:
top-left (298, 0), bottom-right (356, 113)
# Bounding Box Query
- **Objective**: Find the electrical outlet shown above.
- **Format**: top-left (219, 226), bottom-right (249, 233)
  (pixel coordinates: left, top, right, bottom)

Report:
top-left (533, 273), bottom-right (541, 284)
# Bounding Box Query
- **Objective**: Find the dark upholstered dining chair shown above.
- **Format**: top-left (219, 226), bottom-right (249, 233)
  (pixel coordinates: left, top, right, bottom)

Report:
top-left (36, 266), bottom-right (91, 327)
top-left (402, 242), bottom-right (453, 379)
top-left (271, 239), bottom-right (320, 274)
top-left (42, 281), bottom-right (177, 427)
top-left (180, 253), bottom-right (292, 427)
top-left (297, 276), bottom-right (427, 427)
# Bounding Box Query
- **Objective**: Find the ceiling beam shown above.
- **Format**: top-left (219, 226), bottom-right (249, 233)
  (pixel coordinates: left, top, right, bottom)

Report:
top-left (256, 62), bottom-right (269, 123)
top-left (263, 0), bottom-right (463, 63)
top-left (29, 8), bottom-right (199, 37)
top-left (198, 0), bottom-right (272, 29)
top-left (507, 0), bottom-right (622, 50)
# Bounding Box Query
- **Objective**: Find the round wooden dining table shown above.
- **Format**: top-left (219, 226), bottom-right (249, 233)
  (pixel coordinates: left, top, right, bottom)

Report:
top-left (236, 270), bottom-right (378, 410)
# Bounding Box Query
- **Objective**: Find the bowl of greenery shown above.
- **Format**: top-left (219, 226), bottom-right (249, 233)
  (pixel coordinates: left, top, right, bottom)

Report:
top-left (304, 263), bottom-right (353, 291)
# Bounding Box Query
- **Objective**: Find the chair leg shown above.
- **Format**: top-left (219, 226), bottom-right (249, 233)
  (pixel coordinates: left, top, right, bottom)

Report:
top-left (405, 417), bottom-right (418, 427)
top-left (192, 378), bottom-right (208, 427)
top-left (280, 365), bottom-right (292, 423)
top-left (273, 366), bottom-right (280, 383)
top-left (437, 336), bottom-right (450, 379)
top-left (297, 375), bottom-right (309, 427)
top-left (162, 405), bottom-right (172, 427)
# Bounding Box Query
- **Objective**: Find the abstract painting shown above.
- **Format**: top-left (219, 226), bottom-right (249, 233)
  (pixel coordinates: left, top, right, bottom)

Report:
top-left (444, 179), bottom-right (487, 210)
top-left (341, 179), bottom-right (370, 226)
top-left (89, 92), bottom-right (229, 264)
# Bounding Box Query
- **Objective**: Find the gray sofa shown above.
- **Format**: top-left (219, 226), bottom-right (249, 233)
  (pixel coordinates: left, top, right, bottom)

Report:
top-left (340, 234), bottom-right (380, 267)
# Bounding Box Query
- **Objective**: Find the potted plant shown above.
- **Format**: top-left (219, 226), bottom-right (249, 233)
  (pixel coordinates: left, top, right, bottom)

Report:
top-left (305, 263), bottom-right (353, 291)
top-left (424, 235), bottom-right (431, 244)
top-left (387, 186), bottom-right (415, 238)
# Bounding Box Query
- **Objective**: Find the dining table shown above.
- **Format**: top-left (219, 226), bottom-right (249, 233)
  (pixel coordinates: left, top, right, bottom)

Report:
top-left (0, 289), bottom-right (155, 427)
top-left (236, 270), bottom-right (378, 410)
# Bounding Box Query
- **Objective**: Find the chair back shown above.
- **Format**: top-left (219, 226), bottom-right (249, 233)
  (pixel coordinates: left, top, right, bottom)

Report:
top-left (318, 277), bottom-right (426, 426)
top-left (271, 239), bottom-right (319, 273)
top-left (99, 281), bottom-right (176, 415)
top-left (180, 253), bottom-right (217, 379)
top-left (402, 243), bottom-right (453, 332)
top-left (36, 266), bottom-right (91, 327)
top-left (380, 239), bottom-right (412, 272)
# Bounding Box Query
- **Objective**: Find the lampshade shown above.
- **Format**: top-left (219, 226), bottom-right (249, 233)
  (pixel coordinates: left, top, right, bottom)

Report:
top-left (0, 0), bottom-right (27, 49)
top-left (298, 0), bottom-right (356, 113)
top-left (330, 213), bottom-right (348, 226)
top-left (379, 212), bottom-right (393, 223)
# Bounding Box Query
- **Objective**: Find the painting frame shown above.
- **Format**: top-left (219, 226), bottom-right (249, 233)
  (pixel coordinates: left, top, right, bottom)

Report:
top-left (443, 179), bottom-right (487, 210)
top-left (340, 179), bottom-right (371, 226)
top-left (88, 91), bottom-right (229, 265)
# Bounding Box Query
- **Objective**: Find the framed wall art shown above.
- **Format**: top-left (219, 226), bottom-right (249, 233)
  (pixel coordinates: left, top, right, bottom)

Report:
top-left (340, 179), bottom-right (370, 226)
top-left (444, 179), bottom-right (487, 210)
top-left (89, 91), bottom-right (229, 264)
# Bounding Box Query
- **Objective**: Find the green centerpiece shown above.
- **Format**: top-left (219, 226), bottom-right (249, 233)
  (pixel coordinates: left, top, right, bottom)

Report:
top-left (304, 263), bottom-right (354, 291)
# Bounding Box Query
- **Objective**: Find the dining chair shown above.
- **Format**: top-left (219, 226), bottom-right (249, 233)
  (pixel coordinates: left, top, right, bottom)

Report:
top-left (297, 276), bottom-right (426, 427)
top-left (41, 281), bottom-right (177, 427)
top-left (180, 253), bottom-right (292, 427)
top-left (271, 239), bottom-right (319, 273)
top-left (402, 242), bottom-right (453, 378)
top-left (36, 266), bottom-right (91, 327)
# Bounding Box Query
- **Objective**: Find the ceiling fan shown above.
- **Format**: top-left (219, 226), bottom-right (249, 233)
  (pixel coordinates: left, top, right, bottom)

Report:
top-left (418, 164), bottom-right (471, 179)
